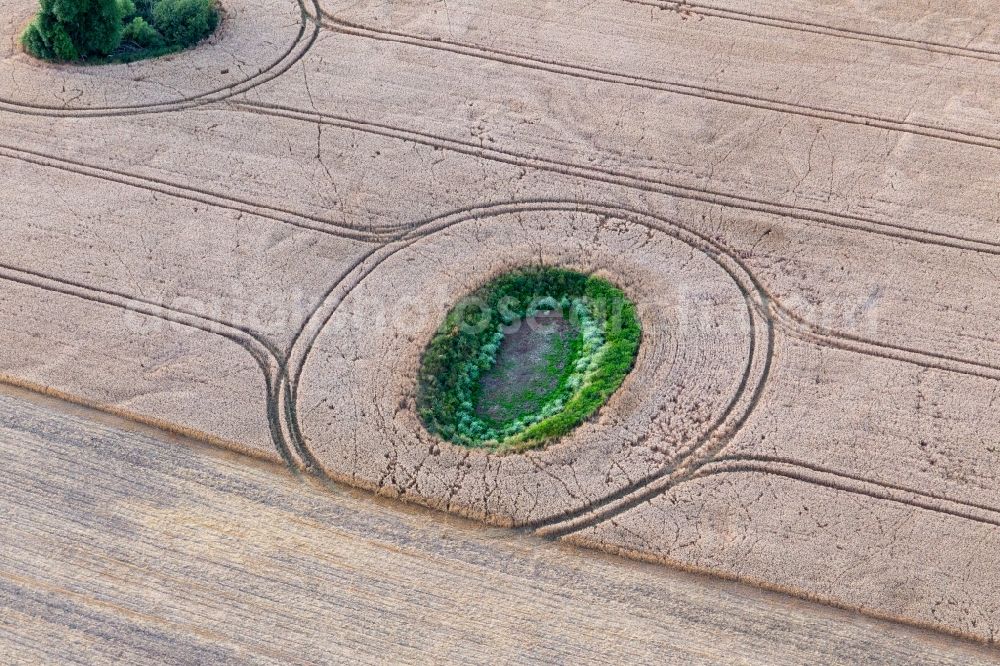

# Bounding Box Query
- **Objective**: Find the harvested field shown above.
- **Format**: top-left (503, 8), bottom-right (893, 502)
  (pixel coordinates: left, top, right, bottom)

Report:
top-left (2, 0), bottom-right (1000, 653)
top-left (6, 384), bottom-right (998, 664)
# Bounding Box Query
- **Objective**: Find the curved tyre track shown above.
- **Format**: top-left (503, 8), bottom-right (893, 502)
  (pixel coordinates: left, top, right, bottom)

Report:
top-left (0, 0), bottom-right (319, 118)
top-left (269, 198), bottom-right (1000, 537)
top-left (0, 262), bottom-right (295, 465)
top-left (277, 201), bottom-right (772, 500)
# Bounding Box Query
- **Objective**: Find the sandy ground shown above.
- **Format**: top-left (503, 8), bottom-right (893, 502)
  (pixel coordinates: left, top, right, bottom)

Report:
top-left (2, 0), bottom-right (1000, 647)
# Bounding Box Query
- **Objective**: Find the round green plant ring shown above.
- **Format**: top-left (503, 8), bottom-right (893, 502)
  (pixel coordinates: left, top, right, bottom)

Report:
top-left (417, 267), bottom-right (641, 452)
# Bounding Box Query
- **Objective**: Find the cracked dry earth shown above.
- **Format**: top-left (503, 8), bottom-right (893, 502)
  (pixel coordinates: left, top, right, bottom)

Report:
top-left (3, 0), bottom-right (1000, 647)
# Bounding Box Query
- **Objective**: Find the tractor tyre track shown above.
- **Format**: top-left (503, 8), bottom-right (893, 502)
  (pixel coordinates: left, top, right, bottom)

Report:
top-left (623, 0), bottom-right (1000, 64)
top-left (233, 101), bottom-right (1000, 258)
top-left (0, 142), bottom-right (408, 243)
top-left (316, 11), bottom-right (1000, 166)
top-left (696, 455), bottom-right (1000, 529)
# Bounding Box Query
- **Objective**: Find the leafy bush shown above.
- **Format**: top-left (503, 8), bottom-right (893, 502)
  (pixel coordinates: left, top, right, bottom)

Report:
top-left (122, 16), bottom-right (163, 48)
top-left (21, 0), bottom-right (124, 61)
top-left (151, 0), bottom-right (218, 49)
top-left (417, 267), bottom-right (641, 452)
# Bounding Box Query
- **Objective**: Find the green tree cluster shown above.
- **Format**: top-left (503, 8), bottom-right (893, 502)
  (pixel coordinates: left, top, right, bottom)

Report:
top-left (21, 0), bottom-right (125, 61)
top-left (21, 0), bottom-right (218, 62)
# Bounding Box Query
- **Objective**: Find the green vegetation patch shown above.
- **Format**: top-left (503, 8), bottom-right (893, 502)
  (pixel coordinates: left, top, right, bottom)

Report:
top-left (21, 0), bottom-right (219, 63)
top-left (417, 267), bottom-right (641, 452)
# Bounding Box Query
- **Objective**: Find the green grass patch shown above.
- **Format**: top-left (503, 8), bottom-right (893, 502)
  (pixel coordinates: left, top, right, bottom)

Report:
top-left (417, 267), bottom-right (641, 452)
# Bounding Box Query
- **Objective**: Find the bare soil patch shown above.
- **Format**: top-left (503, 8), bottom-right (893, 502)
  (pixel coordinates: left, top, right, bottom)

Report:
top-left (476, 312), bottom-right (578, 423)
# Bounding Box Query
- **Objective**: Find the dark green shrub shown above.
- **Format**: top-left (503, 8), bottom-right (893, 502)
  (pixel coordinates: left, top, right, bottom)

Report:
top-left (151, 0), bottom-right (218, 48)
top-left (417, 267), bottom-right (641, 452)
top-left (122, 16), bottom-right (163, 48)
top-left (21, 0), bottom-right (124, 61)
top-left (21, 19), bottom-right (75, 60)
top-left (21, 0), bottom-right (216, 62)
